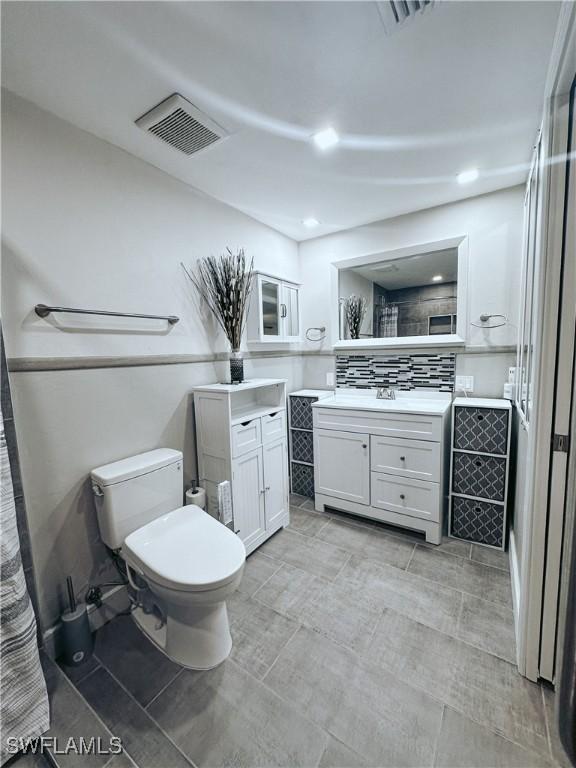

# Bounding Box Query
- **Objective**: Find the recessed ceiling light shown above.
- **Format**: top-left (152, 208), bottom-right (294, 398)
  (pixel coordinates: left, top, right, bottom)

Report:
top-left (432, 275), bottom-right (443, 282)
top-left (312, 127), bottom-right (339, 151)
top-left (457, 168), bottom-right (479, 185)
top-left (303, 217), bottom-right (320, 228)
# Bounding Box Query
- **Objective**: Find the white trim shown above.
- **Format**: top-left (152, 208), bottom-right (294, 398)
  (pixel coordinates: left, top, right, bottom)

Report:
top-left (330, 235), bottom-right (469, 349)
top-left (509, 529), bottom-right (522, 666)
top-left (516, 5), bottom-right (576, 682)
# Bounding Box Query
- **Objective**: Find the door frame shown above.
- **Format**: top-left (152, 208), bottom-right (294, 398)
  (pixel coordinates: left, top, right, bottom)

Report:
top-left (516, 4), bottom-right (576, 681)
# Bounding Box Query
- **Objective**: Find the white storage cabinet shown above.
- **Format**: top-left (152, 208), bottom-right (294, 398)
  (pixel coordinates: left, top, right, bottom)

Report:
top-left (193, 379), bottom-right (289, 554)
top-left (247, 272), bottom-right (301, 343)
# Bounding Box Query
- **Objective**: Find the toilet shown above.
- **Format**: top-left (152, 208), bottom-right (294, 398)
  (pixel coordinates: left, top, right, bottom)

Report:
top-left (91, 448), bottom-right (246, 669)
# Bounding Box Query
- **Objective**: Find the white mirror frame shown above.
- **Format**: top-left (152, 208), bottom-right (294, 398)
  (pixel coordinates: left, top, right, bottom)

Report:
top-left (331, 235), bottom-right (469, 350)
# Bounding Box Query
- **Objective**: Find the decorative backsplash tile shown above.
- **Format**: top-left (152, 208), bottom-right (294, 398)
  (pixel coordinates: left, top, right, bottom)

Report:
top-left (336, 353), bottom-right (455, 392)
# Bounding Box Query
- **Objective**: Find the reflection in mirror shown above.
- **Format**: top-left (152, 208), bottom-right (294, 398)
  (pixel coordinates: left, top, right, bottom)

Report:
top-left (262, 280), bottom-right (279, 336)
top-left (338, 248), bottom-right (458, 340)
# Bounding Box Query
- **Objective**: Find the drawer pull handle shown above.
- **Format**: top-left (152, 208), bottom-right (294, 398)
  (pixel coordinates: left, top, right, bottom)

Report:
top-left (475, 460), bottom-right (482, 467)
top-left (474, 507), bottom-right (481, 513)
top-left (269, 412), bottom-right (279, 418)
top-left (477, 414), bottom-right (484, 421)
top-left (400, 494), bottom-right (406, 500)
top-left (241, 420), bottom-right (253, 427)
top-left (400, 456), bottom-right (406, 461)
top-left (362, 444), bottom-right (367, 449)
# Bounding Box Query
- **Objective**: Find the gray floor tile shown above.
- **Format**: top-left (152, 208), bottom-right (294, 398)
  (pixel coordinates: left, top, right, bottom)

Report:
top-left (236, 550), bottom-right (281, 597)
top-left (543, 687), bottom-right (573, 768)
top-left (58, 654), bottom-right (101, 687)
top-left (227, 593), bottom-right (299, 679)
top-left (363, 610), bottom-right (460, 703)
top-left (259, 529), bottom-right (350, 581)
top-left (319, 737), bottom-right (368, 768)
top-left (104, 755), bottom-right (137, 768)
top-left (470, 544), bottom-right (510, 572)
top-left (78, 666), bottom-right (191, 768)
top-left (290, 493), bottom-right (308, 507)
top-left (287, 505), bottom-right (329, 537)
top-left (299, 498), bottom-right (316, 511)
top-left (299, 580), bottom-right (383, 653)
top-left (362, 610), bottom-right (548, 758)
top-left (423, 537), bottom-right (472, 559)
top-left (337, 555), bottom-right (462, 636)
top-left (408, 545), bottom-right (513, 608)
top-left (265, 626), bottom-right (443, 767)
top-left (315, 518), bottom-right (415, 570)
top-left (254, 562), bottom-right (330, 619)
top-left (40, 654), bottom-right (113, 768)
top-left (457, 593), bottom-right (516, 663)
top-left (10, 753), bottom-right (53, 768)
top-left (448, 641), bottom-right (548, 756)
top-left (94, 615), bottom-right (181, 707)
top-left (435, 707), bottom-right (553, 767)
top-left (148, 659), bottom-right (328, 767)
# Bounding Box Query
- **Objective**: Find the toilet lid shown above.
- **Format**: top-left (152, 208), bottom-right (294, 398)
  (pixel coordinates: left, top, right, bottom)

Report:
top-left (123, 506), bottom-right (246, 592)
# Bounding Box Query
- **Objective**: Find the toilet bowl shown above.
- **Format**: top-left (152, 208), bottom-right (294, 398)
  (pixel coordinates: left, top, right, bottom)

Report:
top-left (91, 449), bottom-right (246, 670)
top-left (123, 505), bottom-right (245, 669)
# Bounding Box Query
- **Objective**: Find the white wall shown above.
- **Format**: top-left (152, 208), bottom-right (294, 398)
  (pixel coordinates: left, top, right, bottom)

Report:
top-left (299, 186), bottom-right (524, 352)
top-left (1, 91), bottom-right (302, 632)
top-left (2, 90), bottom-right (299, 361)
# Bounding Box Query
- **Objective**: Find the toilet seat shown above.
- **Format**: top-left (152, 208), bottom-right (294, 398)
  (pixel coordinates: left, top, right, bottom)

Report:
top-left (123, 505), bottom-right (246, 593)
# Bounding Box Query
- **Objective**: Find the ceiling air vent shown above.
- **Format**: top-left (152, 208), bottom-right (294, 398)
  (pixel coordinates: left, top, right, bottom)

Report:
top-left (376, 0), bottom-right (434, 34)
top-left (135, 94), bottom-right (227, 156)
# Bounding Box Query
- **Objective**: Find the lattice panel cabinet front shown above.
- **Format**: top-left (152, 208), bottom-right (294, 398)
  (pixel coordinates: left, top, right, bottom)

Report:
top-left (449, 398), bottom-right (511, 551)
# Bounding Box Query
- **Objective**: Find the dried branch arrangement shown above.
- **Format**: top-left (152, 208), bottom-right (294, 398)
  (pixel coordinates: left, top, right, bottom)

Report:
top-left (182, 248), bottom-right (254, 351)
top-left (344, 294), bottom-right (368, 339)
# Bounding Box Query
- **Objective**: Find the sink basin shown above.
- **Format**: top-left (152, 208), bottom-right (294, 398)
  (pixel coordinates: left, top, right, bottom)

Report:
top-left (312, 392), bottom-right (452, 416)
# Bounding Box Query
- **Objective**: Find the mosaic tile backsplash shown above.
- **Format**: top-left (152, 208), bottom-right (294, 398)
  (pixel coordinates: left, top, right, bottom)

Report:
top-left (336, 353), bottom-right (455, 392)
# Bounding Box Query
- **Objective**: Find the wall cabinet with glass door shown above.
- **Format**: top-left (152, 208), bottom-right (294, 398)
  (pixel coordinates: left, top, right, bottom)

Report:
top-left (247, 272), bottom-right (301, 342)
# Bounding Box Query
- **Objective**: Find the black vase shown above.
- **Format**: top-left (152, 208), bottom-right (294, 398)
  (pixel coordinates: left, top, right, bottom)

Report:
top-left (229, 351), bottom-right (244, 384)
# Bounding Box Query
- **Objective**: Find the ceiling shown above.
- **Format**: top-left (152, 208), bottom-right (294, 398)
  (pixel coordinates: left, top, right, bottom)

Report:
top-left (1, 2), bottom-right (560, 241)
top-left (352, 247), bottom-right (458, 289)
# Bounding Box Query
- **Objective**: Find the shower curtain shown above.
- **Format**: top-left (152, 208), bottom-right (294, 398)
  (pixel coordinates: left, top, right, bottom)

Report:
top-left (0, 404), bottom-right (49, 764)
top-left (381, 305), bottom-right (398, 337)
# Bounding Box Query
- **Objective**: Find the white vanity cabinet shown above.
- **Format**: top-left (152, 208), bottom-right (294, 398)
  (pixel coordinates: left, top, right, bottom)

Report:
top-left (313, 392), bottom-right (451, 544)
top-left (193, 379), bottom-right (289, 554)
top-left (247, 272), bottom-right (301, 343)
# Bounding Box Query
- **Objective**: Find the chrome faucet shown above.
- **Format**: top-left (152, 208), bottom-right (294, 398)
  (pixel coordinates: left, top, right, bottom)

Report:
top-left (376, 387), bottom-right (396, 400)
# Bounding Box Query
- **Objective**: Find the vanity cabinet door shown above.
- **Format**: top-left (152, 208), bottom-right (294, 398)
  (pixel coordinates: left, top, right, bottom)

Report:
top-left (232, 449), bottom-right (266, 550)
top-left (314, 428), bottom-right (370, 505)
top-left (263, 438), bottom-right (288, 529)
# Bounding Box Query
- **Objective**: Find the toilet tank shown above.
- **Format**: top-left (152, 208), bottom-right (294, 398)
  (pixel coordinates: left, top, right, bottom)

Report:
top-left (91, 449), bottom-right (183, 549)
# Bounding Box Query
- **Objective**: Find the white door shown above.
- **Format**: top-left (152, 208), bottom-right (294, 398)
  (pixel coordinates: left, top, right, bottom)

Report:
top-left (314, 428), bottom-right (370, 505)
top-left (259, 275), bottom-right (282, 341)
top-left (232, 448), bottom-right (265, 550)
top-left (281, 283), bottom-right (300, 341)
top-left (263, 438), bottom-right (288, 529)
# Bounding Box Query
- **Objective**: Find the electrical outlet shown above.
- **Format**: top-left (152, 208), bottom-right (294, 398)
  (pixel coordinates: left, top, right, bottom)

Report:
top-left (326, 371), bottom-right (335, 387)
top-left (455, 375), bottom-right (474, 393)
top-left (508, 367), bottom-right (517, 383)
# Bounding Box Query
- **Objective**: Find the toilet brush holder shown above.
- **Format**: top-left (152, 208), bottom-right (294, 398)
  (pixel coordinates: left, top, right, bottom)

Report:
top-left (61, 576), bottom-right (93, 667)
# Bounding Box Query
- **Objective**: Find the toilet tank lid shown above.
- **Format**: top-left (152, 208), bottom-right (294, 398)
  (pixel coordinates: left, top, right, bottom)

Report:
top-left (91, 449), bottom-right (182, 487)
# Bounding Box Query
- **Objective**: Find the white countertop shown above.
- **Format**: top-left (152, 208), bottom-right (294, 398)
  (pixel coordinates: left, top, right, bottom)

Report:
top-left (192, 378), bottom-right (286, 393)
top-left (312, 389), bottom-right (452, 416)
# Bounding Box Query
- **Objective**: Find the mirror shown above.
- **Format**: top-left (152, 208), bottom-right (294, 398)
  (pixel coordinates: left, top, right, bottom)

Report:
top-left (338, 247), bottom-right (459, 341)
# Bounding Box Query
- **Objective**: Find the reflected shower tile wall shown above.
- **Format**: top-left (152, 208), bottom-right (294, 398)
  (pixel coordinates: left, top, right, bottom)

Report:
top-left (336, 353), bottom-right (455, 392)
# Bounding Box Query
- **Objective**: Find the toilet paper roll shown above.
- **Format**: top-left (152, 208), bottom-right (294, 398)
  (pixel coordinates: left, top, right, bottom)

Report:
top-left (186, 487), bottom-right (206, 510)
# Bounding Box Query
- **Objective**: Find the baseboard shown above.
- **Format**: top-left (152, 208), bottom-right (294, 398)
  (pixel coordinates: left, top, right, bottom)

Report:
top-left (42, 584), bottom-right (130, 659)
top-left (509, 530), bottom-right (522, 667)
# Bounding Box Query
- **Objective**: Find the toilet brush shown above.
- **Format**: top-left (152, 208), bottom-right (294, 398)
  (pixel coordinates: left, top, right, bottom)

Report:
top-left (61, 576), bottom-right (94, 667)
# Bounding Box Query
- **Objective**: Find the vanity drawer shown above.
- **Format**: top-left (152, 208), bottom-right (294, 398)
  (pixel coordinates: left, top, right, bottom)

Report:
top-left (452, 452), bottom-right (507, 501)
top-left (313, 408), bottom-right (442, 442)
top-left (371, 435), bottom-right (441, 483)
top-left (232, 418), bottom-right (262, 457)
top-left (262, 411), bottom-right (286, 443)
top-left (371, 473), bottom-right (440, 522)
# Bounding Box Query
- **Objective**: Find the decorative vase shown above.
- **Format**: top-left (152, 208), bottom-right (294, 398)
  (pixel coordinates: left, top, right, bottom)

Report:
top-left (229, 350), bottom-right (244, 384)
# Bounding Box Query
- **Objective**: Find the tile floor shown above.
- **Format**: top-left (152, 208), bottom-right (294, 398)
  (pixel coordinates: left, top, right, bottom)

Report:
top-left (24, 497), bottom-right (570, 767)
